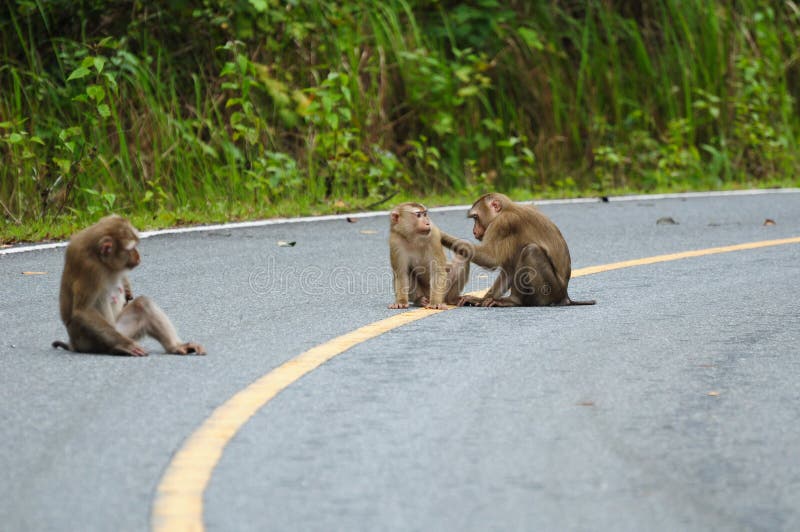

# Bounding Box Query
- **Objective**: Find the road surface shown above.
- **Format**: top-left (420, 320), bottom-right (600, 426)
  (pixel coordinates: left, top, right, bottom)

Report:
top-left (1, 190), bottom-right (799, 531)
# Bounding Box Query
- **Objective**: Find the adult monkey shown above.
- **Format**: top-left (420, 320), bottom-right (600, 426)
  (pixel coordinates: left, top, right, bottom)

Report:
top-left (440, 193), bottom-right (595, 307)
top-left (52, 215), bottom-right (206, 356)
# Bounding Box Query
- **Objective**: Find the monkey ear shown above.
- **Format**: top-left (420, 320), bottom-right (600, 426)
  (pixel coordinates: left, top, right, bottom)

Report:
top-left (98, 235), bottom-right (114, 256)
top-left (390, 211), bottom-right (400, 224)
top-left (490, 199), bottom-right (502, 212)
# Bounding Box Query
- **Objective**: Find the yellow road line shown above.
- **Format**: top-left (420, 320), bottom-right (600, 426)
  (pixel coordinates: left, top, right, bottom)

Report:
top-left (151, 308), bottom-right (445, 531)
top-left (151, 235), bottom-right (800, 532)
top-left (571, 236), bottom-right (800, 277)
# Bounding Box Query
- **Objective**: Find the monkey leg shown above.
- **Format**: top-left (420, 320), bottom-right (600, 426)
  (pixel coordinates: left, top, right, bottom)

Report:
top-left (513, 244), bottom-right (567, 306)
top-left (444, 255), bottom-right (470, 305)
top-left (67, 309), bottom-right (147, 356)
top-left (116, 296), bottom-right (204, 355)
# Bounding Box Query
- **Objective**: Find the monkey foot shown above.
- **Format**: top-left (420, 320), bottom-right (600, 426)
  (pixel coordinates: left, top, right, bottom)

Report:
top-left (170, 342), bottom-right (206, 355)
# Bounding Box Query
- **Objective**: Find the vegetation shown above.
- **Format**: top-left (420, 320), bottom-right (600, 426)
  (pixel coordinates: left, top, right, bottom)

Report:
top-left (2, 0), bottom-right (799, 241)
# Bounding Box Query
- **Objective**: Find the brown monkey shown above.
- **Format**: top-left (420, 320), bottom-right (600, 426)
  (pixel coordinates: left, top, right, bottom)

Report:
top-left (389, 202), bottom-right (469, 309)
top-left (440, 193), bottom-right (594, 307)
top-left (52, 215), bottom-right (206, 356)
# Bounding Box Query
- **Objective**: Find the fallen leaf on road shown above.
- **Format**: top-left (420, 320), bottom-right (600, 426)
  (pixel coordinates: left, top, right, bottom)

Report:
top-left (346, 217), bottom-right (358, 223)
top-left (577, 401), bottom-right (595, 407)
top-left (696, 364), bottom-right (716, 368)
top-left (707, 391), bottom-right (720, 397)
top-left (763, 218), bottom-right (776, 226)
top-left (360, 229), bottom-right (378, 235)
top-left (277, 240), bottom-right (296, 247)
top-left (1, 244), bottom-right (11, 249)
top-left (22, 271), bottom-right (47, 275)
top-left (656, 216), bottom-right (678, 225)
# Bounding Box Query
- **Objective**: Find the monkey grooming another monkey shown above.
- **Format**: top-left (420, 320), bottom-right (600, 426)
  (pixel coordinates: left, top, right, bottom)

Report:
top-left (52, 215), bottom-right (206, 356)
top-left (440, 193), bottom-right (595, 307)
top-left (388, 202), bottom-right (469, 309)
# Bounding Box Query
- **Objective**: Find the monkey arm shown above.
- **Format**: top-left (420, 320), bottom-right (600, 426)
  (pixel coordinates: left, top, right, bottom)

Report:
top-left (440, 231), bottom-right (502, 270)
top-left (440, 231), bottom-right (461, 250)
top-left (122, 275), bottom-right (134, 302)
top-left (427, 252), bottom-right (449, 307)
top-left (390, 250), bottom-right (411, 305)
top-left (466, 244), bottom-right (502, 270)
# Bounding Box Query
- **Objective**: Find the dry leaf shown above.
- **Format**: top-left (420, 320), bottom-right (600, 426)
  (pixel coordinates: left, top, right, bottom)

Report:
top-left (577, 401), bottom-right (595, 407)
top-left (0, 244), bottom-right (12, 250)
top-left (359, 229), bottom-right (378, 235)
top-left (333, 200), bottom-right (346, 209)
top-left (277, 240), bottom-right (296, 247)
top-left (346, 217), bottom-right (358, 223)
top-left (696, 364), bottom-right (716, 369)
top-left (22, 271), bottom-right (47, 275)
top-left (707, 391), bottom-right (720, 397)
top-left (763, 218), bottom-right (776, 226)
top-left (656, 216), bottom-right (678, 225)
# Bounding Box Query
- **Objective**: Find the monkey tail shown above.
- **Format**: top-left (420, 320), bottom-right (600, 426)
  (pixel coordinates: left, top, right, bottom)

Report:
top-left (52, 340), bottom-right (72, 351)
top-left (566, 297), bottom-right (596, 306)
top-left (555, 296), bottom-right (596, 306)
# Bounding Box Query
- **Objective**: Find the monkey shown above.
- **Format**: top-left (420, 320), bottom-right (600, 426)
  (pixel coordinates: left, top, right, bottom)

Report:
top-left (52, 214), bottom-right (206, 356)
top-left (388, 202), bottom-right (469, 310)
top-left (440, 193), bottom-right (595, 307)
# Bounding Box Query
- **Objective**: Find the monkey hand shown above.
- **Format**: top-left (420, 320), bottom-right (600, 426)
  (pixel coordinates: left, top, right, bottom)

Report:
top-left (424, 303), bottom-right (448, 310)
top-left (113, 341), bottom-right (148, 357)
top-left (169, 342), bottom-right (207, 355)
top-left (457, 295), bottom-right (484, 307)
top-left (451, 240), bottom-right (475, 260)
top-left (388, 302), bottom-right (409, 309)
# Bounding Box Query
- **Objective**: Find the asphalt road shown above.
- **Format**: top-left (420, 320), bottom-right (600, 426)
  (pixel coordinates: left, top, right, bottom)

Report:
top-left (1, 190), bottom-right (799, 531)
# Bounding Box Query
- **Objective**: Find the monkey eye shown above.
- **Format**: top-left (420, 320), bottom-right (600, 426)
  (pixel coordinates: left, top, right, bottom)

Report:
top-left (414, 210), bottom-right (429, 219)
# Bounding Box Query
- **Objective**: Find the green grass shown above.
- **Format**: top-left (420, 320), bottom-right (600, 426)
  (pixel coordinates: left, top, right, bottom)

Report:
top-left (2, 1), bottom-right (800, 243)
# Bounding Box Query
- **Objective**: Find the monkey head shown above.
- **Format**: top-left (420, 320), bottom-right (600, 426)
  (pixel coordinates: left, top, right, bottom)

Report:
top-left (95, 215), bottom-right (141, 271)
top-left (390, 202), bottom-right (432, 237)
top-left (468, 193), bottom-right (506, 241)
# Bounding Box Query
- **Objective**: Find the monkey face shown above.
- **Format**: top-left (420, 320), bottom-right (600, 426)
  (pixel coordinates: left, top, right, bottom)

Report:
top-left (412, 209), bottom-right (432, 235)
top-left (472, 219), bottom-right (486, 241)
top-left (98, 235), bottom-right (141, 271)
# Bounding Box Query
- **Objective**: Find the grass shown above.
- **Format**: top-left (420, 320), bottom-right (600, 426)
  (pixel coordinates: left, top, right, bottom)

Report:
top-left (2, 1), bottom-right (800, 243)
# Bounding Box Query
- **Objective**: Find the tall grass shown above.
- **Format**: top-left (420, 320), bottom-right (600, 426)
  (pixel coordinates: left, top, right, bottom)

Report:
top-left (1, 0), bottom-right (799, 237)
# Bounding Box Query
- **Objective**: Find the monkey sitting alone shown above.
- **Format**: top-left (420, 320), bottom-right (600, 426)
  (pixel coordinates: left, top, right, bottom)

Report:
top-left (440, 193), bottom-right (595, 307)
top-left (52, 214), bottom-right (206, 356)
top-left (388, 202), bottom-right (469, 309)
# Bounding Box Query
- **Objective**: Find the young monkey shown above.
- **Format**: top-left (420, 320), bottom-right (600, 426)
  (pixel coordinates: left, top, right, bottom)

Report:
top-left (52, 214), bottom-right (206, 356)
top-left (388, 202), bottom-right (469, 309)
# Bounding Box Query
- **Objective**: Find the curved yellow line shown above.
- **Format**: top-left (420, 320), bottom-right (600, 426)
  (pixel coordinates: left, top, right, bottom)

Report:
top-left (151, 235), bottom-right (800, 531)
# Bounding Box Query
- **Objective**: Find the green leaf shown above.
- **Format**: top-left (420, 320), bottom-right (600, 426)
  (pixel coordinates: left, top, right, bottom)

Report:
top-left (518, 27), bottom-right (544, 50)
top-left (457, 85), bottom-right (479, 98)
top-left (53, 157), bottom-right (72, 174)
top-left (97, 104), bottom-right (111, 118)
top-left (249, 0), bottom-right (268, 12)
top-left (86, 85), bottom-right (105, 102)
top-left (67, 66), bottom-right (92, 81)
top-left (8, 133), bottom-right (23, 143)
top-left (93, 56), bottom-right (107, 74)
